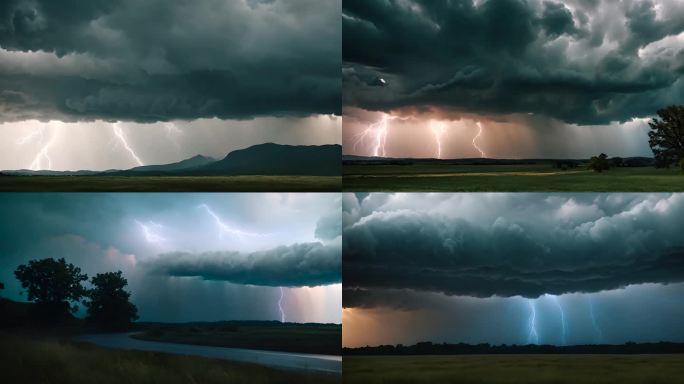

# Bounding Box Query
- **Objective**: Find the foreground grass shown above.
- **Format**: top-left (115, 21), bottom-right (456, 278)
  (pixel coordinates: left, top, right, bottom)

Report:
top-left (343, 355), bottom-right (684, 384)
top-left (0, 176), bottom-right (341, 192)
top-left (343, 164), bottom-right (684, 191)
top-left (134, 323), bottom-right (341, 355)
top-left (0, 334), bottom-right (339, 384)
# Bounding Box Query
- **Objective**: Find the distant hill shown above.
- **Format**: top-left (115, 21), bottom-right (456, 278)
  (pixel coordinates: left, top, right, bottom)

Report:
top-left (2, 143), bottom-right (341, 177)
top-left (196, 143), bottom-right (340, 176)
top-left (343, 155), bottom-right (655, 167)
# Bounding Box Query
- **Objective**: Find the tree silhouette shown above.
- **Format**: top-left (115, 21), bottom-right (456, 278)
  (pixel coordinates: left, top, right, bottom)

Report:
top-left (14, 258), bottom-right (88, 321)
top-left (648, 105), bottom-right (684, 168)
top-left (589, 153), bottom-right (610, 173)
top-left (86, 271), bottom-right (138, 330)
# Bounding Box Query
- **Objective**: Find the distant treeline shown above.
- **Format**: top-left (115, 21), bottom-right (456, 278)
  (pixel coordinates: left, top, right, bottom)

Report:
top-left (343, 341), bottom-right (684, 355)
top-left (343, 157), bottom-right (655, 167)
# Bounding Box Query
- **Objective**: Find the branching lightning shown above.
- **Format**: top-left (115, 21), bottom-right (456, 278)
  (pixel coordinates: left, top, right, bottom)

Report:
top-left (112, 124), bottom-right (144, 166)
top-left (199, 204), bottom-right (263, 238)
top-left (17, 125), bottom-right (60, 170)
top-left (278, 287), bottom-right (286, 323)
top-left (430, 121), bottom-right (448, 159)
top-left (353, 113), bottom-right (390, 157)
top-left (551, 295), bottom-right (567, 345)
top-left (135, 219), bottom-right (166, 244)
top-left (527, 299), bottom-right (539, 345)
top-left (472, 121), bottom-right (486, 158)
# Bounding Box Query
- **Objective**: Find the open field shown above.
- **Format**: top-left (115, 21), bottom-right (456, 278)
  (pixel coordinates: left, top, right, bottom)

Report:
top-left (0, 333), bottom-right (339, 384)
top-left (0, 175), bottom-right (341, 192)
top-left (343, 164), bottom-right (684, 191)
top-left (342, 354), bottom-right (684, 384)
top-left (134, 322), bottom-right (341, 355)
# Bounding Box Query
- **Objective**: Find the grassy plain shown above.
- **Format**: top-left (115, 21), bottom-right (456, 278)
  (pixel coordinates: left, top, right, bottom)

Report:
top-left (134, 322), bottom-right (341, 355)
top-left (342, 354), bottom-right (684, 384)
top-left (0, 333), bottom-right (339, 384)
top-left (343, 164), bottom-right (684, 191)
top-left (0, 175), bottom-right (341, 192)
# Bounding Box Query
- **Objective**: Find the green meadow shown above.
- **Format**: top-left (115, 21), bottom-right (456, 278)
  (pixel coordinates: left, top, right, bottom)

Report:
top-left (0, 175), bottom-right (341, 192)
top-left (343, 164), bottom-right (684, 191)
top-left (342, 355), bottom-right (684, 384)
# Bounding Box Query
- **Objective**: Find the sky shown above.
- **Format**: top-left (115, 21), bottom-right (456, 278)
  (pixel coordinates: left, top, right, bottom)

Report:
top-left (0, 0), bottom-right (341, 170)
top-left (342, 0), bottom-right (684, 159)
top-left (342, 193), bottom-right (684, 347)
top-left (0, 193), bottom-right (342, 324)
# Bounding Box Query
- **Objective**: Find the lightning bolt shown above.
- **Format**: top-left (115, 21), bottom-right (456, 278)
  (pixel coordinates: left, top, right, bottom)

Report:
top-left (527, 299), bottom-right (539, 345)
top-left (430, 121), bottom-right (447, 159)
top-left (278, 287), bottom-right (286, 323)
top-left (164, 122), bottom-right (183, 149)
top-left (199, 204), bottom-right (264, 238)
top-left (353, 113), bottom-right (389, 157)
top-left (112, 124), bottom-right (144, 166)
top-left (472, 121), bottom-right (486, 158)
top-left (17, 125), bottom-right (60, 170)
top-left (135, 219), bottom-right (166, 244)
top-left (550, 295), bottom-right (567, 345)
top-left (589, 299), bottom-right (604, 343)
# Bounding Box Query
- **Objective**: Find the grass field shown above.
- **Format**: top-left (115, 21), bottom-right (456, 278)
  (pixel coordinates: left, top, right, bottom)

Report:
top-left (343, 164), bottom-right (684, 191)
top-left (134, 323), bottom-right (341, 355)
top-left (0, 333), bottom-right (339, 384)
top-left (0, 175), bottom-right (341, 192)
top-left (342, 355), bottom-right (684, 384)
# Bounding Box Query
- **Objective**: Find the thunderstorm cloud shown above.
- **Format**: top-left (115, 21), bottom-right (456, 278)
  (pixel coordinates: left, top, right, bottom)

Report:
top-left (343, 193), bottom-right (684, 308)
top-left (145, 242), bottom-right (342, 287)
top-left (343, 0), bottom-right (684, 125)
top-left (0, 0), bottom-right (341, 122)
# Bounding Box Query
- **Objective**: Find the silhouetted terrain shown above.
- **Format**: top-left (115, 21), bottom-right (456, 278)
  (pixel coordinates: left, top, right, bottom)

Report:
top-left (343, 341), bottom-right (684, 355)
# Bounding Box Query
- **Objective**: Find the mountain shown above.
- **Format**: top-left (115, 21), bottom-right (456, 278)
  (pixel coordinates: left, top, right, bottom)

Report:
top-left (195, 143), bottom-right (341, 176)
top-left (107, 155), bottom-right (215, 175)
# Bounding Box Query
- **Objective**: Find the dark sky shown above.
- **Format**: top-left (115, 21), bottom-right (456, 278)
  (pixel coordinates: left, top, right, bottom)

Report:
top-left (342, 193), bottom-right (684, 346)
top-left (0, 193), bottom-right (342, 323)
top-left (0, 0), bottom-right (341, 171)
top-left (342, 0), bottom-right (684, 158)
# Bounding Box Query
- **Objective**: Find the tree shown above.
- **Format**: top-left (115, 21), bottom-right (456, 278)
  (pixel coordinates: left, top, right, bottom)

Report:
top-left (86, 271), bottom-right (138, 330)
top-left (611, 156), bottom-right (624, 168)
top-left (589, 153), bottom-right (610, 173)
top-left (14, 258), bottom-right (88, 321)
top-left (648, 105), bottom-right (684, 168)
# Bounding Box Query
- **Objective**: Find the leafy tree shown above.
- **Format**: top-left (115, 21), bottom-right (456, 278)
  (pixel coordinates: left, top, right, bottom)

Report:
top-left (86, 271), bottom-right (138, 329)
top-left (611, 156), bottom-right (624, 168)
top-left (589, 153), bottom-right (610, 173)
top-left (648, 105), bottom-right (684, 168)
top-left (14, 258), bottom-right (88, 320)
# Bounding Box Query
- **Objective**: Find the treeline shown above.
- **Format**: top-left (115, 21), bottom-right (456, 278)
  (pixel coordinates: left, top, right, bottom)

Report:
top-left (2, 257), bottom-right (137, 330)
top-left (343, 341), bottom-right (684, 355)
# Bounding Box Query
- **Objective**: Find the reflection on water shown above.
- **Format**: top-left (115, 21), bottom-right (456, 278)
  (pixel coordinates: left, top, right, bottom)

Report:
top-left (78, 333), bottom-right (341, 373)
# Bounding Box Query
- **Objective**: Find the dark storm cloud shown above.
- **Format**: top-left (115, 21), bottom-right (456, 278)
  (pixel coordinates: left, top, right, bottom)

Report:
top-left (343, 0), bottom-right (684, 124)
top-left (343, 193), bottom-right (684, 307)
top-left (145, 242), bottom-right (342, 287)
top-left (0, 0), bottom-right (340, 122)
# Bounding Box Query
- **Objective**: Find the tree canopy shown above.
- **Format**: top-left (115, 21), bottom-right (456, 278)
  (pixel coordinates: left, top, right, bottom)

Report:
top-left (648, 105), bottom-right (684, 168)
top-left (86, 271), bottom-right (138, 329)
top-left (588, 153), bottom-right (610, 173)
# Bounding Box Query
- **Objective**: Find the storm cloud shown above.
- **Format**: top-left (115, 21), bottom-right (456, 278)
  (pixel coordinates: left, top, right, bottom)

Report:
top-left (343, 0), bottom-right (684, 125)
top-left (343, 193), bottom-right (684, 307)
top-left (0, 0), bottom-right (341, 122)
top-left (146, 242), bottom-right (342, 287)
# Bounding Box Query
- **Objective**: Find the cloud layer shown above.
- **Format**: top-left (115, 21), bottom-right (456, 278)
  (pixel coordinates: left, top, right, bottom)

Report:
top-left (343, 0), bottom-right (684, 124)
top-left (0, 0), bottom-right (340, 122)
top-left (145, 242), bottom-right (342, 287)
top-left (343, 193), bottom-right (684, 307)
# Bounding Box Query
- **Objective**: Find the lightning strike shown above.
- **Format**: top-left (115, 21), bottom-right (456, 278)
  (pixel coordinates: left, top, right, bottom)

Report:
top-left (472, 121), bottom-right (486, 158)
top-left (550, 295), bottom-right (567, 345)
top-left (278, 287), bottom-right (286, 323)
top-left (135, 219), bottom-right (166, 244)
top-left (112, 124), bottom-right (144, 166)
top-left (430, 121), bottom-right (448, 159)
top-left (18, 125), bottom-right (60, 170)
top-left (527, 299), bottom-right (539, 345)
top-left (589, 299), bottom-right (604, 343)
top-left (199, 204), bottom-right (263, 238)
top-left (353, 113), bottom-right (390, 157)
